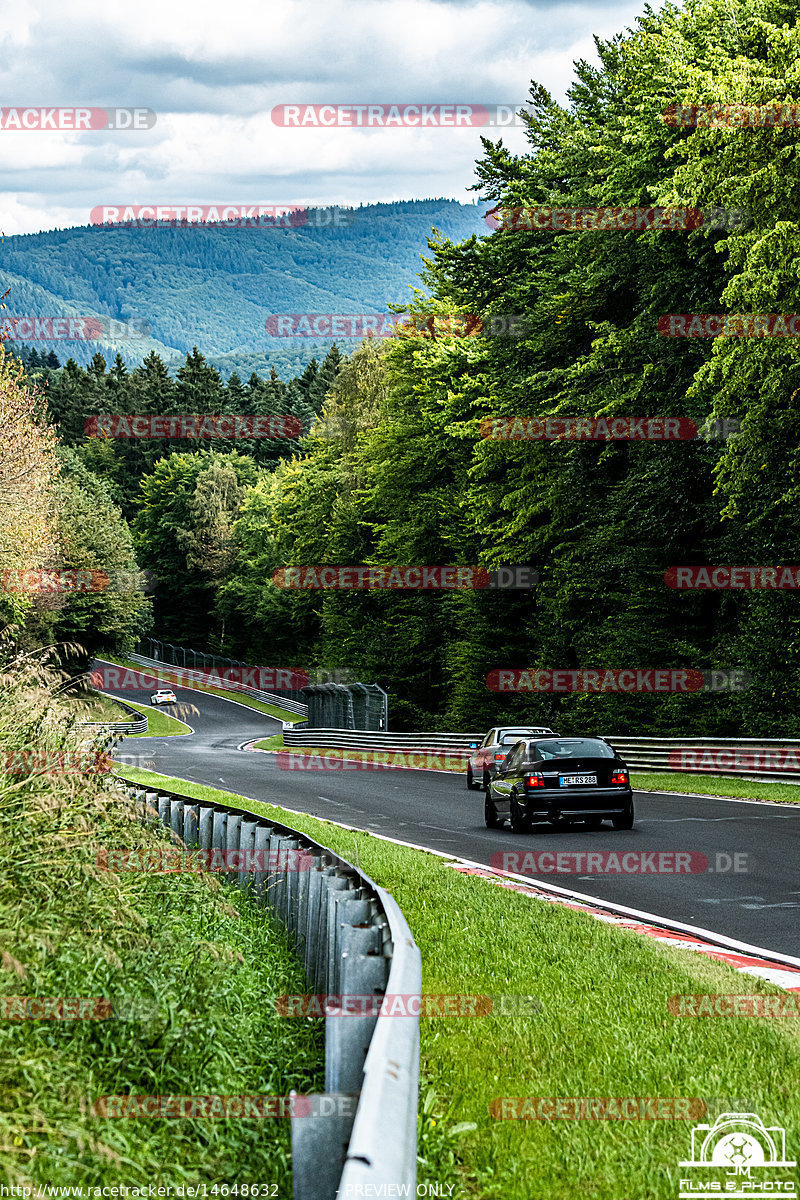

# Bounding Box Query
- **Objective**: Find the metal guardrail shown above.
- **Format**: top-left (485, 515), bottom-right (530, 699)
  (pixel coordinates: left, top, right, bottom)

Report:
top-left (603, 735), bottom-right (800, 784)
top-left (78, 693), bottom-right (148, 736)
top-left (283, 724), bottom-right (482, 744)
top-left (126, 653), bottom-right (310, 716)
top-left (281, 728), bottom-right (483, 756)
top-left (282, 729), bottom-right (800, 785)
top-left (113, 772), bottom-right (421, 1199)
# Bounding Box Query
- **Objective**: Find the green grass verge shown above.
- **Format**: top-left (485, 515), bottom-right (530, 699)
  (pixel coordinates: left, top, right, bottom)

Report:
top-left (113, 765), bottom-right (800, 1200)
top-left (255, 735), bottom-right (284, 752)
top-left (631, 771), bottom-right (800, 804)
top-left (0, 667), bottom-right (324, 1192)
top-left (95, 652), bottom-right (305, 725)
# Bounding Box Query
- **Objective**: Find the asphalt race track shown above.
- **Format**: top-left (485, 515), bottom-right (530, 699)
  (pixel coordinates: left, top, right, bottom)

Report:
top-left (98, 662), bottom-right (800, 959)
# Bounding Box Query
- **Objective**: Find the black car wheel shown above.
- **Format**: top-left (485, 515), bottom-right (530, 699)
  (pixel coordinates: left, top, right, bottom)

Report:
top-left (467, 766), bottom-right (481, 791)
top-left (612, 799), bottom-right (635, 830)
top-left (510, 793), bottom-right (531, 834)
top-left (484, 793), bottom-right (501, 829)
top-left (482, 769), bottom-right (491, 791)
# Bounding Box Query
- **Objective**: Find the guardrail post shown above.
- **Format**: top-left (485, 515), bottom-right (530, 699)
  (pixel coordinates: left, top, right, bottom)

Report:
top-left (291, 1094), bottom-right (359, 1200)
top-left (253, 824), bottom-right (271, 903)
top-left (327, 895), bottom-right (370, 996)
top-left (170, 798), bottom-right (184, 842)
top-left (293, 846), bottom-right (314, 957)
top-left (325, 1000), bottom-right (378, 1094)
top-left (131, 788), bottom-right (146, 824)
top-left (143, 792), bottom-right (160, 826)
top-left (211, 809), bottom-right (228, 855)
top-left (318, 876), bottom-right (351, 992)
top-left (239, 820), bottom-right (257, 892)
top-left (283, 839), bottom-right (302, 933)
top-left (198, 805), bottom-right (213, 851)
top-left (303, 861), bottom-right (331, 979)
top-left (157, 794), bottom-right (170, 829)
top-left (225, 813), bottom-right (242, 881)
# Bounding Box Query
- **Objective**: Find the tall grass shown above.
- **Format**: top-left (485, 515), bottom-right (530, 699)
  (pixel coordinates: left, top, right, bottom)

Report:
top-left (0, 634), bottom-right (323, 1193)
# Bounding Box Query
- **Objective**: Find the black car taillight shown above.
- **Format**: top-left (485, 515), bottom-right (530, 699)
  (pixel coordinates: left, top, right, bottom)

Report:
top-left (525, 773), bottom-right (545, 788)
top-left (611, 770), bottom-right (628, 786)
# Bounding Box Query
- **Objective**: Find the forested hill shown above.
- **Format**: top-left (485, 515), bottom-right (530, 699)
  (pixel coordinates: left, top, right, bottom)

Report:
top-left (0, 200), bottom-right (486, 377)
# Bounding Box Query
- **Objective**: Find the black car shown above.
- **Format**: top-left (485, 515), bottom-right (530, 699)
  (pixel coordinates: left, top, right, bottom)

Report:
top-left (485, 736), bottom-right (634, 833)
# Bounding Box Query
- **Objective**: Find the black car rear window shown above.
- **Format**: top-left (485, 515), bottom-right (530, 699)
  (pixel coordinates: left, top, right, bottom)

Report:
top-left (533, 738), bottom-right (614, 760)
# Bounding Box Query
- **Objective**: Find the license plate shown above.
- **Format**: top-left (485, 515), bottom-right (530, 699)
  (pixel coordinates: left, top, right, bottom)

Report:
top-left (559, 774), bottom-right (597, 787)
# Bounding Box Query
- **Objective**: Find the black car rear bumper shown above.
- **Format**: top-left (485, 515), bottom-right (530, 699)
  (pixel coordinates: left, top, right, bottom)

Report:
top-left (493, 787), bottom-right (633, 819)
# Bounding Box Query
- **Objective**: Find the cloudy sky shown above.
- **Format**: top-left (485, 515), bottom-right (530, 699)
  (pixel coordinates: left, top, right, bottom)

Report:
top-left (1, 0), bottom-right (645, 236)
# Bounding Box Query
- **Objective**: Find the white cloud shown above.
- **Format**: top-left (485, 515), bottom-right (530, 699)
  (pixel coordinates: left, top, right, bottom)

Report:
top-left (0, 0), bottom-right (645, 234)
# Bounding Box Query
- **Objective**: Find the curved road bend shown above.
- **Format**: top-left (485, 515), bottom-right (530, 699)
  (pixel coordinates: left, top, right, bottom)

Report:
top-left (97, 662), bottom-right (800, 959)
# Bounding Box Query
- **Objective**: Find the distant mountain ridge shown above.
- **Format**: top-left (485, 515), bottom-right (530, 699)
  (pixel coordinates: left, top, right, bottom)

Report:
top-left (0, 200), bottom-right (488, 378)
